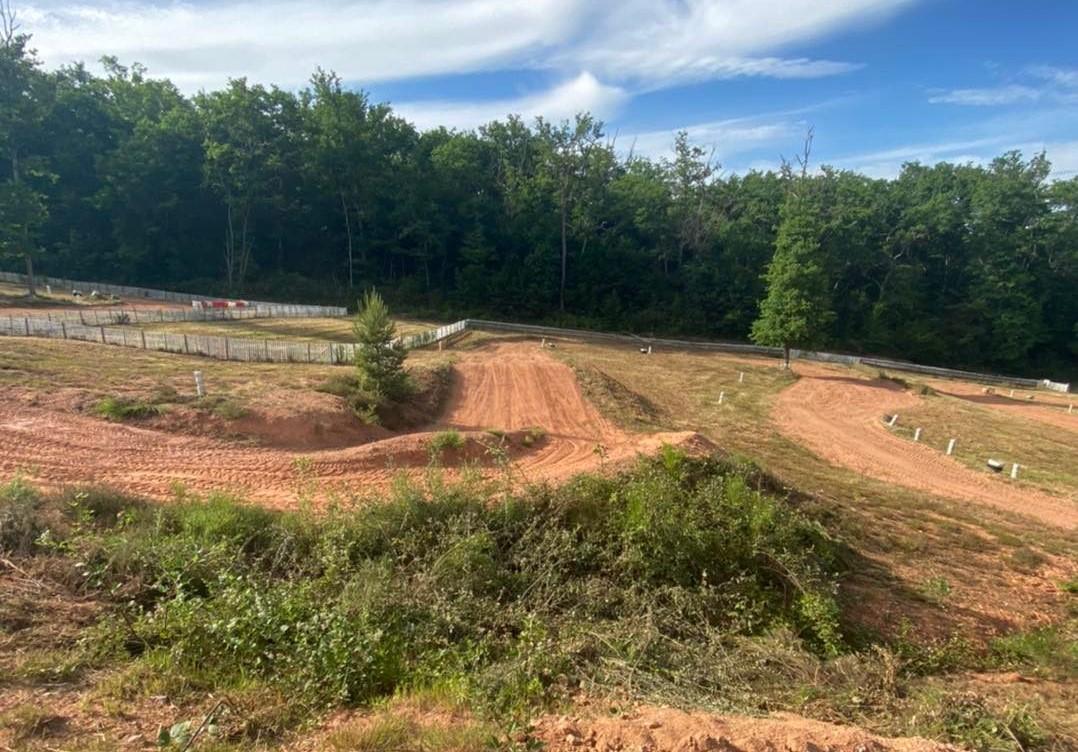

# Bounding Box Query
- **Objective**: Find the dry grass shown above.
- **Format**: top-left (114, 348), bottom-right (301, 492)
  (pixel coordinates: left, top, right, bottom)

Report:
top-left (549, 337), bottom-right (1078, 644)
top-left (133, 316), bottom-right (442, 342)
top-left (886, 393), bottom-right (1078, 499)
top-left (0, 281), bottom-right (115, 309)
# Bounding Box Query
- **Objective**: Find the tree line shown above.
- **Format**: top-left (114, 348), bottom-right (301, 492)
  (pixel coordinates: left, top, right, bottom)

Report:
top-left (1, 19), bottom-right (1075, 377)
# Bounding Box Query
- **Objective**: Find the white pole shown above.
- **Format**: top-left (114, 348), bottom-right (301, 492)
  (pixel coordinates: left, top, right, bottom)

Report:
top-left (718, 391), bottom-right (725, 405)
top-left (194, 370), bottom-right (205, 398)
top-left (541, 337), bottom-right (546, 349)
top-left (888, 414), bottom-right (898, 427)
top-left (1069, 404), bottom-right (1073, 414)
top-left (946, 438), bottom-right (956, 456)
top-left (1010, 463), bottom-right (1020, 480)
top-left (738, 371), bottom-right (744, 383)
top-left (1009, 389), bottom-right (1014, 398)
top-left (913, 427), bottom-right (922, 442)
top-left (647, 345), bottom-right (652, 355)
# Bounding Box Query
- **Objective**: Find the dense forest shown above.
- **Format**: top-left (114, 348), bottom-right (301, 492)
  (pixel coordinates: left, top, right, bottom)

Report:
top-left (1, 26), bottom-right (1076, 377)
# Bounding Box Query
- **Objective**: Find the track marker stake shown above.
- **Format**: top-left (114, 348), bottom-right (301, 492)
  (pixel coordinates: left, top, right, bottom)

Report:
top-left (738, 371), bottom-right (744, 383)
top-left (1009, 389), bottom-right (1014, 397)
top-left (193, 370), bottom-right (205, 398)
top-left (913, 427), bottom-right (922, 442)
top-left (718, 391), bottom-right (725, 405)
top-left (1069, 404), bottom-right (1073, 414)
top-left (888, 414), bottom-right (898, 427)
top-left (1010, 463), bottom-right (1020, 480)
top-left (946, 438), bottom-right (956, 456)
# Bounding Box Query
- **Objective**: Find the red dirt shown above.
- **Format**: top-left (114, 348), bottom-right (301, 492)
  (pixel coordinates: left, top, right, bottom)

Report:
top-left (923, 379), bottom-right (1078, 434)
top-left (772, 363), bottom-right (1078, 529)
top-left (0, 342), bottom-right (702, 506)
top-left (531, 707), bottom-right (956, 752)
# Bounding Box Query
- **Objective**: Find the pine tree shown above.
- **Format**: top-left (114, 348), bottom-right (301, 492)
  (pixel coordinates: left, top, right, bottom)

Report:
top-left (353, 289), bottom-right (409, 401)
top-left (750, 183), bottom-right (834, 367)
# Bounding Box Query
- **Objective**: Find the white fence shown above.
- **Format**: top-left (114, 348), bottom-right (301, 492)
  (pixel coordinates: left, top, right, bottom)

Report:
top-left (0, 271), bottom-right (346, 317)
top-left (0, 308), bottom-right (1069, 391)
top-left (0, 314), bottom-right (470, 365)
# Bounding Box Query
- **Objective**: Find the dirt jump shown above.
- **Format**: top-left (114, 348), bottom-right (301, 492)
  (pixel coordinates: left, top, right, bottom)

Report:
top-left (0, 342), bottom-right (702, 506)
top-left (773, 363), bottom-right (1078, 529)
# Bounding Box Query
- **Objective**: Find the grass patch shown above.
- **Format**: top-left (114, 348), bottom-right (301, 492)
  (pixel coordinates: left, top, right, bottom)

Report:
top-left (93, 395), bottom-right (163, 421)
top-left (429, 429), bottom-right (465, 453)
top-left (0, 704), bottom-right (67, 742)
top-left (2, 453), bottom-right (845, 719)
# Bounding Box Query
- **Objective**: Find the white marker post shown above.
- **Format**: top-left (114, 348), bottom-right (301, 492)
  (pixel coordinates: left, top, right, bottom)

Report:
top-left (1069, 404), bottom-right (1074, 414)
top-left (647, 345), bottom-right (652, 355)
top-left (541, 337), bottom-right (546, 349)
top-left (718, 391), bottom-right (725, 405)
top-left (193, 370), bottom-right (205, 398)
top-left (738, 371), bottom-right (744, 384)
top-left (913, 427), bottom-right (922, 442)
top-left (1010, 463), bottom-right (1020, 480)
top-left (1009, 389), bottom-right (1015, 398)
top-left (888, 414), bottom-right (899, 427)
top-left (946, 438), bottom-right (956, 456)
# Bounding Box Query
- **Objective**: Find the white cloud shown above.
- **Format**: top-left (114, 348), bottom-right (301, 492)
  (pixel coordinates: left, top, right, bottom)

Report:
top-left (928, 85), bottom-right (1041, 106)
top-left (20, 0), bottom-right (913, 95)
top-left (929, 65), bottom-right (1078, 108)
top-left (394, 72), bottom-right (628, 131)
top-left (625, 115), bottom-right (802, 163)
top-left (21, 0), bottom-right (583, 91)
top-left (562, 0), bottom-right (910, 89)
top-left (829, 136), bottom-right (1078, 179)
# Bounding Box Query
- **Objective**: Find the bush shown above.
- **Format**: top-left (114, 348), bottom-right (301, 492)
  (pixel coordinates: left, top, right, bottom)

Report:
top-left (429, 429), bottom-right (465, 453)
top-left (0, 478), bottom-right (41, 555)
top-left (11, 454), bottom-right (845, 715)
top-left (93, 396), bottom-right (162, 421)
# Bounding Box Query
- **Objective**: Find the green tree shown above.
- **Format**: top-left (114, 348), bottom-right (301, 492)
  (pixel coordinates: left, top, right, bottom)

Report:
top-left (353, 289), bottom-right (409, 401)
top-left (750, 141), bottom-right (834, 366)
top-left (0, 5), bottom-right (50, 295)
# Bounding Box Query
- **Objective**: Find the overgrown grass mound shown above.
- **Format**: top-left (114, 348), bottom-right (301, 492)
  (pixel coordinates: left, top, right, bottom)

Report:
top-left (1, 453), bottom-right (842, 716)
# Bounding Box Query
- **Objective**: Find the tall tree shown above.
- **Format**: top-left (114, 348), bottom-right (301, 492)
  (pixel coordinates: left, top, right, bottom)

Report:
top-left (750, 133), bottom-right (834, 366)
top-left (0, 0), bottom-right (49, 295)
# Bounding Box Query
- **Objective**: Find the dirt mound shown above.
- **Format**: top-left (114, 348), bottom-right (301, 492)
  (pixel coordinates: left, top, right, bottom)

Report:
top-left (772, 364), bottom-right (1078, 529)
top-left (531, 707), bottom-right (955, 752)
top-left (0, 341), bottom-right (697, 505)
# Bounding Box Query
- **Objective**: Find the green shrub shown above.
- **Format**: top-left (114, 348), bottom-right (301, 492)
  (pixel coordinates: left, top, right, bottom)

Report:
top-left (93, 396), bottom-right (162, 421)
top-left (10, 454), bottom-right (846, 716)
top-left (429, 429), bottom-right (465, 453)
top-left (0, 478), bottom-right (42, 555)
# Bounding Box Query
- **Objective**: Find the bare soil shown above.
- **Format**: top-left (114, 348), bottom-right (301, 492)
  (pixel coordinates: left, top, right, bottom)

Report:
top-left (0, 342), bottom-right (703, 506)
top-left (530, 706), bottom-right (957, 752)
top-left (772, 363), bottom-right (1078, 529)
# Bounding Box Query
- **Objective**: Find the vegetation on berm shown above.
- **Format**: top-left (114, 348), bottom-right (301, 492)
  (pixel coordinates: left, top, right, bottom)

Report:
top-left (1, 453), bottom-right (843, 713)
top-left (1, 28), bottom-right (1076, 377)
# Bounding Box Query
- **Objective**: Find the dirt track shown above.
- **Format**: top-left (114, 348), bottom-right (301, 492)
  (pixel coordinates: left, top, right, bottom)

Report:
top-left (924, 379), bottom-right (1078, 433)
top-left (0, 342), bottom-right (697, 506)
top-left (773, 364), bottom-right (1078, 529)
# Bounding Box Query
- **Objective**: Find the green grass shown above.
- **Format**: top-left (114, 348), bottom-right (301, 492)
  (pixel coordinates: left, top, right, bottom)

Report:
top-left (93, 395), bottom-right (163, 421)
top-left (134, 316), bottom-right (442, 343)
top-left (429, 429), bottom-right (465, 452)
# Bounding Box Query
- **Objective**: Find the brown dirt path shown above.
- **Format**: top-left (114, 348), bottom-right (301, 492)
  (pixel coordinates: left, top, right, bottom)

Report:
top-left (0, 342), bottom-right (698, 506)
top-left (923, 378), bottom-right (1078, 434)
top-left (773, 363), bottom-right (1078, 529)
top-left (532, 707), bottom-right (956, 752)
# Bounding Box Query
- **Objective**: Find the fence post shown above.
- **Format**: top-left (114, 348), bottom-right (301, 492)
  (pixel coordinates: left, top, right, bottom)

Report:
top-left (24, 318), bottom-right (29, 336)
top-left (61, 321), bottom-right (67, 339)
top-left (264, 339), bottom-right (270, 361)
top-left (99, 326), bottom-right (105, 343)
top-left (307, 342), bottom-right (312, 363)
top-left (140, 329), bottom-right (146, 348)
top-left (183, 334), bottom-right (189, 354)
top-left (224, 337), bottom-right (230, 360)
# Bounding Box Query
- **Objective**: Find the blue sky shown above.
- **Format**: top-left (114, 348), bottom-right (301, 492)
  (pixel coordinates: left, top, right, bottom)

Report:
top-left (19, 0), bottom-right (1078, 177)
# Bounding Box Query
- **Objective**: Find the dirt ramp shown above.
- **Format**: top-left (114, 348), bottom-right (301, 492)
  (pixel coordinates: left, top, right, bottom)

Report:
top-left (533, 707), bottom-right (955, 752)
top-left (773, 365), bottom-right (1078, 529)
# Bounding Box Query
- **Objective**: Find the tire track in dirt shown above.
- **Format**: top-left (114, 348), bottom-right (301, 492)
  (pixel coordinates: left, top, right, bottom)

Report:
top-left (923, 379), bottom-right (1078, 434)
top-left (773, 364), bottom-right (1078, 529)
top-left (0, 342), bottom-right (699, 506)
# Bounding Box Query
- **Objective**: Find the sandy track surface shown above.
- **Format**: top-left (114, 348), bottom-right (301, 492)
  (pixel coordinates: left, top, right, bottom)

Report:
top-left (0, 342), bottom-right (697, 506)
top-left (773, 364), bottom-right (1078, 529)
top-left (533, 707), bottom-right (955, 752)
top-left (924, 379), bottom-right (1078, 433)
